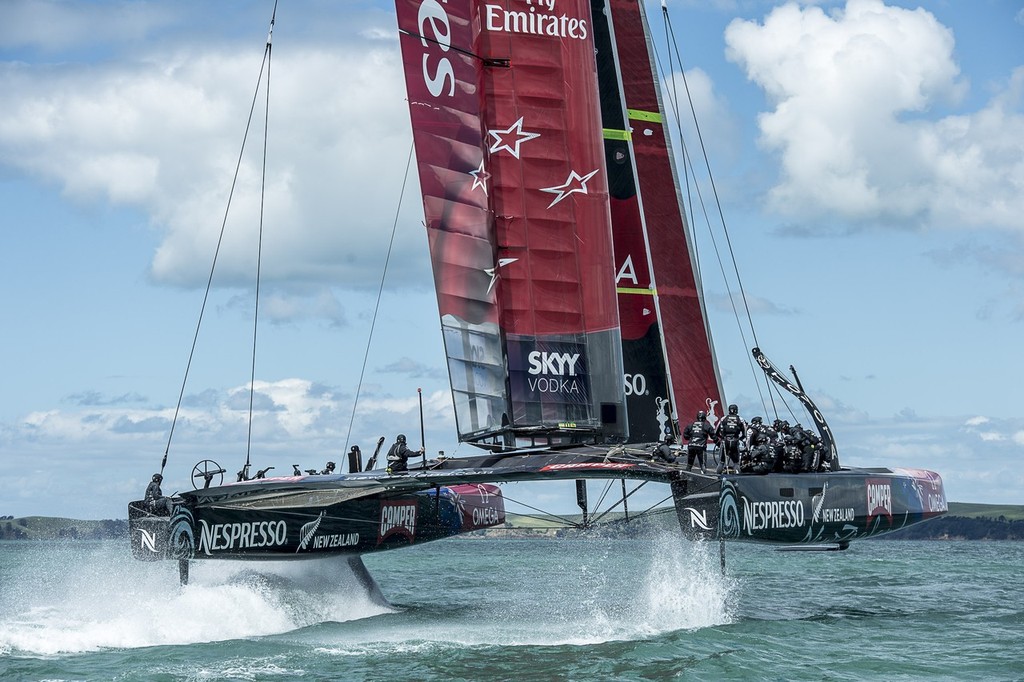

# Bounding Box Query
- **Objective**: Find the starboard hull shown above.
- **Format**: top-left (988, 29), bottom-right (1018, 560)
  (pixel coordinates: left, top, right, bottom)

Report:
top-left (673, 467), bottom-right (948, 544)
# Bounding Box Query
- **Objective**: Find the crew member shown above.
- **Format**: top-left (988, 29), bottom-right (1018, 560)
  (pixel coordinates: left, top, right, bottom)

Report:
top-left (682, 411), bottom-right (715, 474)
top-left (320, 461), bottom-right (336, 475)
top-left (386, 434), bottom-right (423, 475)
top-left (715, 404), bottom-right (746, 474)
top-left (144, 473), bottom-right (172, 515)
top-left (746, 416), bottom-right (775, 474)
top-left (652, 434), bottom-right (678, 464)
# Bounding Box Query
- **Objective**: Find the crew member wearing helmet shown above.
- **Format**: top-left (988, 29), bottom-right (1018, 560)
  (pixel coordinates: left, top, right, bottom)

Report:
top-left (652, 433), bottom-right (678, 464)
top-left (745, 416), bottom-right (775, 474)
top-left (144, 473), bottom-right (172, 515)
top-left (682, 410), bottom-right (716, 474)
top-left (386, 433), bottom-right (424, 475)
top-left (320, 461), bottom-right (336, 475)
top-left (715, 404), bottom-right (747, 474)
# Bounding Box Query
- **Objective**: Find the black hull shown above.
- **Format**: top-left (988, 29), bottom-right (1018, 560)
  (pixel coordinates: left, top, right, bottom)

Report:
top-left (672, 467), bottom-right (948, 544)
top-left (130, 482), bottom-right (505, 563)
top-left (129, 445), bottom-right (946, 563)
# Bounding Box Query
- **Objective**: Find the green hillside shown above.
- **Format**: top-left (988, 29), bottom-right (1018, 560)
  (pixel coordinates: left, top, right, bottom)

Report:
top-left (0, 516), bottom-right (127, 541)
top-left (946, 502), bottom-right (1024, 521)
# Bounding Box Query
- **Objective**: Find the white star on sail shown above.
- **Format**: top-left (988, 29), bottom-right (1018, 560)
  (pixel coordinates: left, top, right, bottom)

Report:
top-left (540, 168), bottom-right (600, 208)
top-left (484, 258), bottom-right (518, 294)
top-left (469, 160), bottom-right (489, 195)
top-left (487, 117), bottom-right (541, 159)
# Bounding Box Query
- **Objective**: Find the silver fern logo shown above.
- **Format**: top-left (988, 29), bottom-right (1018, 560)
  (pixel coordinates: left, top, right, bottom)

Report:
top-left (297, 511), bottom-right (325, 552)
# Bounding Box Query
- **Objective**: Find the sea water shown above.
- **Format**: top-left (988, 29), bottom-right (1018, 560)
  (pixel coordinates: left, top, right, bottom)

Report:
top-left (0, 535), bottom-right (1021, 681)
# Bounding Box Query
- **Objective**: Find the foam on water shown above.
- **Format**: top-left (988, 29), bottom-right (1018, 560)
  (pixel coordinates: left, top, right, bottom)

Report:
top-left (344, 532), bottom-right (736, 650)
top-left (0, 543), bottom-right (394, 655)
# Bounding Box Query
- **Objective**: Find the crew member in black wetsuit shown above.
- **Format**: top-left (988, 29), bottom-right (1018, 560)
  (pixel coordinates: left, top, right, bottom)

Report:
top-left (653, 434), bottom-right (678, 464)
top-left (386, 434), bottom-right (423, 475)
top-left (682, 411), bottom-right (715, 473)
top-left (716, 404), bottom-right (747, 474)
top-left (144, 473), bottom-right (172, 515)
top-left (745, 416), bottom-right (775, 474)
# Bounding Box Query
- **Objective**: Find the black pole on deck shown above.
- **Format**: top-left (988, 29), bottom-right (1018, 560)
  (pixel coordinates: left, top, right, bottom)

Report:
top-left (418, 388), bottom-right (426, 469)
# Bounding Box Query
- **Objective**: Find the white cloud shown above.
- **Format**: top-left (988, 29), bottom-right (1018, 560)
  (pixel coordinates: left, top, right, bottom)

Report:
top-left (965, 416), bottom-right (990, 426)
top-left (724, 0), bottom-right (1024, 232)
top-left (0, 34), bottom-right (425, 293)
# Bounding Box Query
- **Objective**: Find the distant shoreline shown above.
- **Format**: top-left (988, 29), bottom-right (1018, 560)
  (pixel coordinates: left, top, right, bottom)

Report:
top-left (3, 502), bottom-right (1023, 542)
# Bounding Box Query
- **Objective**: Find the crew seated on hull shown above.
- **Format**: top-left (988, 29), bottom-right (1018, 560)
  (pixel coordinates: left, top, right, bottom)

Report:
top-left (651, 435), bottom-right (678, 464)
top-left (144, 473), bottom-right (173, 515)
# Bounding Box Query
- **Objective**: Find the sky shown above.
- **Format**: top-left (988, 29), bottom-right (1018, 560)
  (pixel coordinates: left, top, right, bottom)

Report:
top-left (0, 0), bottom-right (1022, 520)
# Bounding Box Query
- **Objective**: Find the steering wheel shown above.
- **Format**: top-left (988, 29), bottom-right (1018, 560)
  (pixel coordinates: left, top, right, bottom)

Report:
top-left (191, 459), bottom-right (225, 490)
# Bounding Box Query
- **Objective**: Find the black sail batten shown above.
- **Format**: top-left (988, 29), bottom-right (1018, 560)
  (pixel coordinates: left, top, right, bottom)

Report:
top-left (752, 347), bottom-right (838, 464)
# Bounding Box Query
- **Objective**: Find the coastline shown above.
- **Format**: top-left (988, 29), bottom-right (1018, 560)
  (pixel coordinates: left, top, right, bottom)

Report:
top-left (3, 502), bottom-right (1022, 542)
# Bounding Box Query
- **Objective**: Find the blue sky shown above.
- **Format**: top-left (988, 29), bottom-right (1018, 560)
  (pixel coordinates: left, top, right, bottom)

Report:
top-left (0, 0), bottom-right (1021, 520)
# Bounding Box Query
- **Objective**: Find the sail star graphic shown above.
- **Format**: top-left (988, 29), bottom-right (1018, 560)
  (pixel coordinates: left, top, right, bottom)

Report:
top-left (484, 258), bottom-right (518, 294)
top-left (469, 159), bottom-right (489, 195)
top-left (540, 168), bottom-right (600, 208)
top-left (487, 117), bottom-right (541, 159)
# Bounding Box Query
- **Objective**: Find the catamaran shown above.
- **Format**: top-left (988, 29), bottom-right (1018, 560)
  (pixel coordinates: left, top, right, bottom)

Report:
top-left (129, 0), bottom-right (947, 584)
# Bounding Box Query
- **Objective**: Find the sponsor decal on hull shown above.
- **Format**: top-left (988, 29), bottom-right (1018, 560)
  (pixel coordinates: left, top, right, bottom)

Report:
top-left (311, 533), bottom-right (361, 550)
top-left (198, 519), bottom-right (288, 556)
top-left (866, 478), bottom-right (893, 526)
top-left (138, 528), bottom-right (159, 554)
top-left (452, 483), bottom-right (505, 531)
top-left (742, 498), bottom-right (806, 535)
top-left (684, 507), bottom-right (712, 531)
top-left (378, 500), bottom-right (418, 545)
top-left (820, 507), bottom-right (856, 524)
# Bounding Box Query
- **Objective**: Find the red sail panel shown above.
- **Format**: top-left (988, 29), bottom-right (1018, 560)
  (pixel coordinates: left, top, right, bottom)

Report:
top-left (607, 0), bottom-right (725, 425)
top-left (478, 1), bottom-right (618, 337)
top-left (478, 0), bottom-right (625, 436)
top-left (397, 0), bottom-right (626, 442)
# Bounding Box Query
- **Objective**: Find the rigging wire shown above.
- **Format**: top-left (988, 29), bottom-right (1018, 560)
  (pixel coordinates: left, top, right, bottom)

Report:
top-left (655, 4), bottom-right (781, 420)
top-left (160, 5), bottom-right (279, 475)
top-left (245, 11), bottom-right (275, 477)
top-left (341, 141), bottom-right (417, 456)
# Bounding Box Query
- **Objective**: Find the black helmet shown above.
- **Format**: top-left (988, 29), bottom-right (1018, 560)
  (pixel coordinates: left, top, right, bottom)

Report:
top-left (152, 473), bottom-right (162, 482)
top-left (326, 461), bottom-right (335, 469)
top-left (397, 434), bottom-right (406, 443)
top-left (751, 416), bottom-right (763, 425)
top-left (697, 410), bottom-right (706, 420)
top-left (664, 434), bottom-right (676, 444)
top-left (729, 404), bottom-right (738, 415)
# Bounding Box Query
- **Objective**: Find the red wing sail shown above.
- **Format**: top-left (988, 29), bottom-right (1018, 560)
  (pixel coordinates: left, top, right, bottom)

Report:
top-left (599, 0), bottom-right (725, 431)
top-left (396, 0), bottom-right (626, 445)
